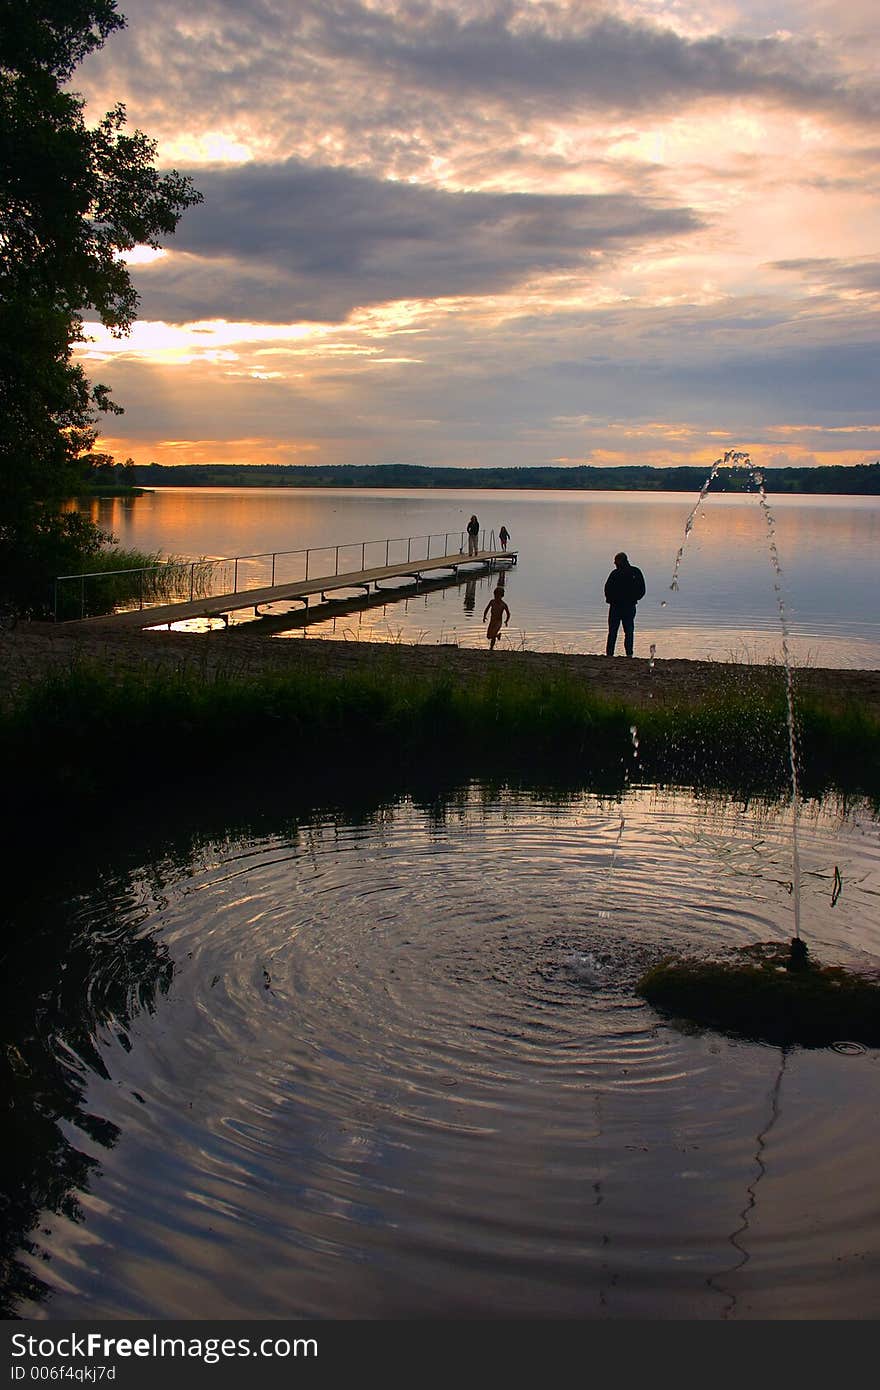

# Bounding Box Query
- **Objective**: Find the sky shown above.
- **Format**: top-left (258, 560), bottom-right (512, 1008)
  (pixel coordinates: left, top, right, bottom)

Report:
top-left (73, 0), bottom-right (880, 472)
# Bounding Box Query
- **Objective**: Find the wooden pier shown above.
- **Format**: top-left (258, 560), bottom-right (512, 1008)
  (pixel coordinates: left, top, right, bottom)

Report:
top-left (71, 548), bottom-right (517, 631)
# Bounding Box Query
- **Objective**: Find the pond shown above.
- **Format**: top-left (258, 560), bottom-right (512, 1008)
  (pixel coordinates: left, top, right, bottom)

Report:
top-left (8, 781), bottom-right (880, 1319)
top-left (71, 487), bottom-right (880, 668)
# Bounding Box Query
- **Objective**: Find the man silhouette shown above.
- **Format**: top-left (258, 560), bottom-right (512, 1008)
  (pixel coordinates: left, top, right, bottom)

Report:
top-left (604, 552), bottom-right (646, 657)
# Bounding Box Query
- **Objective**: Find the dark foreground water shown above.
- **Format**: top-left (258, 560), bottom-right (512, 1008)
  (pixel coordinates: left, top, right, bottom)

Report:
top-left (8, 783), bottom-right (880, 1319)
top-left (72, 487), bottom-right (880, 667)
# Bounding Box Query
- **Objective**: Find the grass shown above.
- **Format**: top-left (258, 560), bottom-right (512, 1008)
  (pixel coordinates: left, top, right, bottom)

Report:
top-left (2, 658), bottom-right (879, 811)
top-left (638, 942), bottom-right (880, 1048)
top-left (54, 548), bottom-right (216, 620)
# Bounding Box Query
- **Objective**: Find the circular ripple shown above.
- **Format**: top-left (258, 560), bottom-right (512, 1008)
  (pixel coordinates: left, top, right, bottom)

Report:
top-left (20, 786), bottom-right (880, 1319)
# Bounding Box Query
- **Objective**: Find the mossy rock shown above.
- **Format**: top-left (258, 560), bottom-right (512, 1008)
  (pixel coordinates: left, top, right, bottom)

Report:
top-left (637, 941), bottom-right (880, 1048)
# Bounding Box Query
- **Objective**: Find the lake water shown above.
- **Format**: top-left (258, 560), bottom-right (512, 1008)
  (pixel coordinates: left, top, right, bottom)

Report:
top-left (10, 783), bottom-right (880, 1319)
top-left (75, 487), bottom-right (880, 668)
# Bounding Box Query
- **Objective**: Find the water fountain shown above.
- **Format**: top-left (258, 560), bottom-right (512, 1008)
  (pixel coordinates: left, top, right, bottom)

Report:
top-left (661, 449), bottom-right (802, 942)
top-left (636, 449), bottom-right (880, 1043)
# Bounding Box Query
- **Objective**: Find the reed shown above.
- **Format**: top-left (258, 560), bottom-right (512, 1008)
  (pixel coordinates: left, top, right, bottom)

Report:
top-left (3, 660), bottom-right (878, 808)
top-left (54, 549), bottom-right (216, 619)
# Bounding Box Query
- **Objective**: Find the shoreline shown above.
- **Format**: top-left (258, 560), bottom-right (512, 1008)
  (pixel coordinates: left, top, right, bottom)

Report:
top-left (3, 622), bottom-right (880, 717)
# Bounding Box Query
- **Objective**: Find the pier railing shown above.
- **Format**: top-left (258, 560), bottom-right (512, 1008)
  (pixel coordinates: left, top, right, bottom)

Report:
top-left (54, 528), bottom-right (494, 620)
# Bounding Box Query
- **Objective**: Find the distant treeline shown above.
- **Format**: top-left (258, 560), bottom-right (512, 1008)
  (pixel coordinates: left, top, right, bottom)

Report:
top-left (131, 461), bottom-right (880, 495)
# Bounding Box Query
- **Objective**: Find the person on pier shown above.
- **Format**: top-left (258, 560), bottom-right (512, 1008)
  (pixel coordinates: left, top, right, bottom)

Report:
top-left (466, 515), bottom-right (480, 556)
top-left (499, 525), bottom-right (510, 551)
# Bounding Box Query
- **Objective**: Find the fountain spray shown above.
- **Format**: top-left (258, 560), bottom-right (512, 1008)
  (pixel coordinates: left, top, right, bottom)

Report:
top-left (665, 449), bottom-right (803, 947)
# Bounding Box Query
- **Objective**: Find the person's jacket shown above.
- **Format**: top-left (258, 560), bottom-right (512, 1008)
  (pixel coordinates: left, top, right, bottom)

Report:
top-left (604, 564), bottom-right (646, 608)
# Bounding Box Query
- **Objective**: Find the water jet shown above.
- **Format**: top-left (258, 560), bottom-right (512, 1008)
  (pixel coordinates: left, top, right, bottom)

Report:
top-left (636, 450), bottom-right (877, 1045)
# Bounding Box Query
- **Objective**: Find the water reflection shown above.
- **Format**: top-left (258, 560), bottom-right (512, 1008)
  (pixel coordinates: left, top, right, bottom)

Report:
top-left (62, 494), bottom-right (142, 546)
top-left (708, 1050), bottom-right (789, 1320)
top-left (226, 563), bottom-right (501, 639)
top-left (1, 874), bottom-right (173, 1313)
top-left (6, 781), bottom-right (880, 1318)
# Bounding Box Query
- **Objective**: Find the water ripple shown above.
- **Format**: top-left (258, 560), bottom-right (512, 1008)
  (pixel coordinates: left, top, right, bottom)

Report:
top-left (15, 785), bottom-right (880, 1319)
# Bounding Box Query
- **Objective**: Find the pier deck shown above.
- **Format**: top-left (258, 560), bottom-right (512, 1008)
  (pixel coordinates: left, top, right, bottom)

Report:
top-left (70, 549), bottom-right (516, 630)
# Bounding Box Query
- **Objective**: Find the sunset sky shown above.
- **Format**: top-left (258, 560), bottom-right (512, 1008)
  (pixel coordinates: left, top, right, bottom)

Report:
top-left (74, 0), bottom-right (880, 473)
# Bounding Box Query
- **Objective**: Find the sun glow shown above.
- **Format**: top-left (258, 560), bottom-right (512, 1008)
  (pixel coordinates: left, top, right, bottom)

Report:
top-left (160, 131), bottom-right (255, 165)
top-left (117, 246), bottom-right (168, 267)
top-left (78, 318), bottom-right (338, 365)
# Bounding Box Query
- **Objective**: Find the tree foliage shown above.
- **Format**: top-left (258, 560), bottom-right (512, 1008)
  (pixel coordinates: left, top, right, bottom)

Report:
top-left (0, 1), bottom-right (201, 612)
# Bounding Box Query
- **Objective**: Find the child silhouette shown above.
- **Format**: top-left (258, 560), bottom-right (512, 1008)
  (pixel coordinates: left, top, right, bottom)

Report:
top-left (482, 586), bottom-right (510, 649)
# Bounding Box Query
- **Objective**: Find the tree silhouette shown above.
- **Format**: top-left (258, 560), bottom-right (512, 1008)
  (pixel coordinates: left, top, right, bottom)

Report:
top-left (0, 1), bottom-right (201, 612)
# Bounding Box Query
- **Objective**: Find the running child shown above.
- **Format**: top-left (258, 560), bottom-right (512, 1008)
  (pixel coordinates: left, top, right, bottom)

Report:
top-left (482, 586), bottom-right (510, 649)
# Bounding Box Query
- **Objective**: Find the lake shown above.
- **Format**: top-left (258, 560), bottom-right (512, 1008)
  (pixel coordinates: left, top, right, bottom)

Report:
top-left (73, 487), bottom-right (880, 668)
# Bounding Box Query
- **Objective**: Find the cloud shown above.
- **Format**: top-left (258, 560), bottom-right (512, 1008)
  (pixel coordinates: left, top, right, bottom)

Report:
top-left (75, 0), bottom-right (876, 177)
top-left (93, 288), bottom-right (880, 453)
top-left (299, 4), bottom-right (844, 113)
top-left (133, 159), bottom-right (701, 322)
top-left (70, 3), bottom-right (880, 471)
top-left (770, 256), bottom-right (880, 293)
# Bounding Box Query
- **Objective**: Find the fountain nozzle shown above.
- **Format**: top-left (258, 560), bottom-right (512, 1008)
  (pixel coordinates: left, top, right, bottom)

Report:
top-left (788, 937), bottom-right (809, 972)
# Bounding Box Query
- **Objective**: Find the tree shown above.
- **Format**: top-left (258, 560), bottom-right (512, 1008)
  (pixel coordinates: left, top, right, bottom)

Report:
top-left (0, 1), bottom-right (201, 612)
top-left (77, 448), bottom-right (138, 490)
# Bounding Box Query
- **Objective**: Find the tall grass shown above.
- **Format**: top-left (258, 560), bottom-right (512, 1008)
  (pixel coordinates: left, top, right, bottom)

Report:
top-left (4, 660), bottom-right (878, 811)
top-left (54, 549), bottom-right (216, 619)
